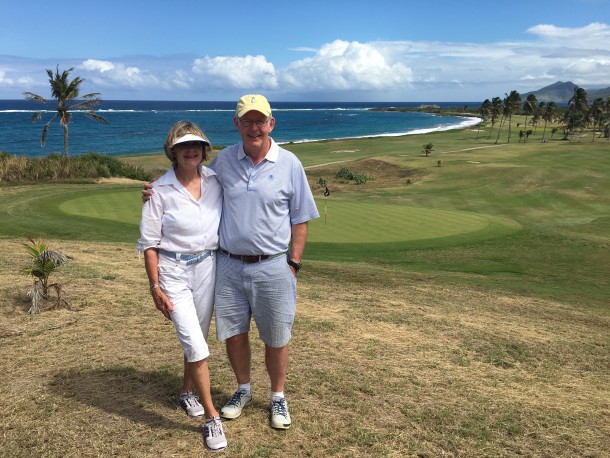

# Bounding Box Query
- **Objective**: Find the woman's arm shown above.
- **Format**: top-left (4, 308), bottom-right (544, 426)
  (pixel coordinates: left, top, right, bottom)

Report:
top-left (143, 248), bottom-right (174, 320)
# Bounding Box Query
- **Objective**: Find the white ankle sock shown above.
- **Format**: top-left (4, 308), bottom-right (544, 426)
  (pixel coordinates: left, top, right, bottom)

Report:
top-left (238, 383), bottom-right (251, 395)
top-left (271, 391), bottom-right (284, 401)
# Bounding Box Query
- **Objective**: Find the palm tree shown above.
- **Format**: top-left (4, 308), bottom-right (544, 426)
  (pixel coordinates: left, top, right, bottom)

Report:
top-left (522, 94), bottom-right (537, 142)
top-left (476, 99), bottom-right (491, 140)
top-left (541, 101), bottom-right (557, 142)
top-left (22, 237), bottom-right (69, 314)
top-left (505, 90), bottom-right (521, 143)
top-left (605, 96), bottom-right (610, 141)
top-left (588, 98), bottom-right (605, 142)
top-left (494, 92), bottom-right (520, 144)
top-left (489, 97), bottom-right (502, 139)
top-left (531, 101), bottom-right (545, 135)
top-left (23, 66), bottom-right (108, 158)
top-left (566, 87), bottom-right (588, 140)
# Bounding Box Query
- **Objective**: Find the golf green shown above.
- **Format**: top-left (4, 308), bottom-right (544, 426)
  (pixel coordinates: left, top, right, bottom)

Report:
top-left (59, 190), bottom-right (520, 244)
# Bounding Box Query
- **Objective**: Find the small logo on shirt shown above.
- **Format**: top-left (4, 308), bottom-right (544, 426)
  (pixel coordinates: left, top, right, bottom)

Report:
top-left (268, 174), bottom-right (274, 181)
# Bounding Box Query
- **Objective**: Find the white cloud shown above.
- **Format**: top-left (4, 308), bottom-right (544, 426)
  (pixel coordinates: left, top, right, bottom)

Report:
top-left (0, 70), bottom-right (13, 85)
top-left (527, 22), bottom-right (610, 46)
top-left (77, 59), bottom-right (161, 90)
top-left (2, 21), bottom-right (610, 101)
top-left (192, 55), bottom-right (278, 90)
top-left (280, 40), bottom-right (413, 92)
top-left (80, 59), bottom-right (115, 73)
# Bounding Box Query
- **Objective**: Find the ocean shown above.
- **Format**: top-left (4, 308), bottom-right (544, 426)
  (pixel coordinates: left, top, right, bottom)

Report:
top-left (0, 100), bottom-right (480, 158)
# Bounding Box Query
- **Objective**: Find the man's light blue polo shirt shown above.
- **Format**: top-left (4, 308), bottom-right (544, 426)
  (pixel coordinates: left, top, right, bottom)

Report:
top-left (209, 138), bottom-right (320, 255)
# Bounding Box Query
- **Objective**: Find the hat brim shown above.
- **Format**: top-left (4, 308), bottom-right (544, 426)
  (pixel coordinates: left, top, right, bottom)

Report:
top-left (236, 107), bottom-right (272, 118)
top-left (171, 133), bottom-right (209, 148)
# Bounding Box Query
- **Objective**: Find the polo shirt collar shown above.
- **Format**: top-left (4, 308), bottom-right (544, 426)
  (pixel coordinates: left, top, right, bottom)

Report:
top-left (237, 137), bottom-right (279, 163)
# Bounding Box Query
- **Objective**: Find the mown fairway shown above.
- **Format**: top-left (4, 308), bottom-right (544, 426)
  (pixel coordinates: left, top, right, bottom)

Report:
top-left (0, 124), bottom-right (608, 457)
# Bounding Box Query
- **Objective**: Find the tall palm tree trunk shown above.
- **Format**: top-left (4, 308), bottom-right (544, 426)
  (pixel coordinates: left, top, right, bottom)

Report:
top-left (63, 124), bottom-right (69, 158)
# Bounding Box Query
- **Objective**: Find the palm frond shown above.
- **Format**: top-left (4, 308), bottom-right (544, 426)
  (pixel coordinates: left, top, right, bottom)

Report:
top-left (23, 92), bottom-right (47, 103)
top-left (80, 92), bottom-right (102, 99)
top-left (70, 98), bottom-right (102, 111)
top-left (85, 112), bottom-right (110, 124)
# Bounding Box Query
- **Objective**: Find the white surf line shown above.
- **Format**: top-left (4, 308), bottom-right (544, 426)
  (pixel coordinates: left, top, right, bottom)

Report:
top-left (304, 160), bottom-right (350, 170)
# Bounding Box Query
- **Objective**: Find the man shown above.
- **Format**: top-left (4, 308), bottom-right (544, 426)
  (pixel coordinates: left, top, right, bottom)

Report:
top-left (211, 94), bottom-right (319, 430)
top-left (144, 94), bottom-right (319, 430)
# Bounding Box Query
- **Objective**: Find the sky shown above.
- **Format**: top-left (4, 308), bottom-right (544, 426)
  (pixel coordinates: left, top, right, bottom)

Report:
top-left (1, 0), bottom-right (609, 102)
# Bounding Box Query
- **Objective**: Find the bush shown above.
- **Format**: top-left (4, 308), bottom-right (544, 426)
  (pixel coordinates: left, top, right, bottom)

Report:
top-left (335, 167), bottom-right (353, 180)
top-left (0, 152), bottom-right (154, 183)
top-left (334, 167), bottom-right (369, 185)
top-left (352, 173), bottom-right (369, 184)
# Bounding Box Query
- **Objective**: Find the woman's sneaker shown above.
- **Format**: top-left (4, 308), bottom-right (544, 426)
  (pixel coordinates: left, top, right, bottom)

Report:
top-left (270, 397), bottom-right (291, 430)
top-left (203, 417), bottom-right (228, 452)
top-left (220, 389), bottom-right (252, 419)
top-left (179, 392), bottom-right (204, 417)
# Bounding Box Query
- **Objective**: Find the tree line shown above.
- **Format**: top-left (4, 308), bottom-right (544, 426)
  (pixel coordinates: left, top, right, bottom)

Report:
top-left (477, 88), bottom-right (610, 143)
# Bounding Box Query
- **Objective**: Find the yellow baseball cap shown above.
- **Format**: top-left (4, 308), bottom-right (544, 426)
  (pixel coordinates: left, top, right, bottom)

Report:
top-left (236, 94), bottom-right (272, 118)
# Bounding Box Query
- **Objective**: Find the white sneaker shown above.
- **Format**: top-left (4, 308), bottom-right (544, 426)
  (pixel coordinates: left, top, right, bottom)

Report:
top-left (203, 417), bottom-right (227, 452)
top-left (270, 397), bottom-right (291, 430)
top-left (178, 392), bottom-right (204, 417)
top-left (220, 389), bottom-right (252, 419)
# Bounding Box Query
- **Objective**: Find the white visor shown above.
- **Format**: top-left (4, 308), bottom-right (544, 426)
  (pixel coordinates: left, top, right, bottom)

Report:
top-left (172, 133), bottom-right (209, 148)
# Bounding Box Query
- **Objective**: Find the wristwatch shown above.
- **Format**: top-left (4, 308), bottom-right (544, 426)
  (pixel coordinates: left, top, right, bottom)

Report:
top-left (287, 259), bottom-right (302, 271)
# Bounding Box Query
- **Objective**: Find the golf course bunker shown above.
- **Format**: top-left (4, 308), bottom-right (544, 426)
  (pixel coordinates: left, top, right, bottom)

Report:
top-left (308, 200), bottom-right (521, 244)
top-left (58, 190), bottom-right (521, 246)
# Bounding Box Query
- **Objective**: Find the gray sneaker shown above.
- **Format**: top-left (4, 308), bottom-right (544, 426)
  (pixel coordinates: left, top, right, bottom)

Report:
top-left (179, 392), bottom-right (204, 417)
top-left (220, 389), bottom-right (252, 419)
top-left (270, 397), bottom-right (291, 430)
top-left (203, 417), bottom-right (227, 452)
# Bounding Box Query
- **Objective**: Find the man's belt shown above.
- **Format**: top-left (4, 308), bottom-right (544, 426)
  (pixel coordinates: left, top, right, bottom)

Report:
top-left (218, 247), bottom-right (285, 264)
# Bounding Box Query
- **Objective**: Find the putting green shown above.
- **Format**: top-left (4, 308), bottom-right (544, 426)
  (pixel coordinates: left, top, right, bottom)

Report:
top-left (59, 190), bottom-right (520, 244)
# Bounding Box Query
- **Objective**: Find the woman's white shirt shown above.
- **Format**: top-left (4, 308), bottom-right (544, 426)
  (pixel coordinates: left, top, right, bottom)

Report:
top-left (138, 165), bottom-right (222, 254)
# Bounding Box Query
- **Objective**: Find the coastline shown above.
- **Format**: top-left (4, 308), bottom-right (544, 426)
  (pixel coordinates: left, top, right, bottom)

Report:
top-left (0, 100), bottom-right (482, 157)
top-left (276, 115), bottom-right (481, 146)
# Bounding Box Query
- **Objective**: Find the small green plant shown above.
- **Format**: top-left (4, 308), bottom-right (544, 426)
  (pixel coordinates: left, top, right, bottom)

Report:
top-left (335, 167), bottom-right (369, 185)
top-left (335, 167), bottom-right (354, 180)
top-left (318, 177), bottom-right (327, 187)
top-left (22, 237), bottom-right (70, 314)
top-left (352, 173), bottom-right (369, 184)
top-left (422, 143), bottom-right (434, 157)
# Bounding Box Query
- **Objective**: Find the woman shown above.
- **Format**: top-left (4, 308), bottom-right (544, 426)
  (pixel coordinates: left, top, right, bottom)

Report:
top-left (138, 120), bottom-right (226, 452)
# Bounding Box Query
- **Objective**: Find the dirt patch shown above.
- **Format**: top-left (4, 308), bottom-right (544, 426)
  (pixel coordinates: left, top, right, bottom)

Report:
top-left (306, 158), bottom-right (416, 193)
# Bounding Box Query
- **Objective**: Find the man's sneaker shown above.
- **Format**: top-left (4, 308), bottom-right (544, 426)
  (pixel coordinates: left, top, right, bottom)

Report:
top-left (179, 392), bottom-right (204, 417)
top-left (220, 389), bottom-right (252, 419)
top-left (203, 417), bottom-right (228, 452)
top-left (270, 397), bottom-right (291, 430)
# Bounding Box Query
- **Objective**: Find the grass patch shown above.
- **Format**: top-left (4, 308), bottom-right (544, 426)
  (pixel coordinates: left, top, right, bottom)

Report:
top-left (1, 125), bottom-right (609, 457)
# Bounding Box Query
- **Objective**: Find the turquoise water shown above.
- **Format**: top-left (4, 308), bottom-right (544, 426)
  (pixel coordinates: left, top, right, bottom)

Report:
top-left (0, 100), bottom-right (480, 158)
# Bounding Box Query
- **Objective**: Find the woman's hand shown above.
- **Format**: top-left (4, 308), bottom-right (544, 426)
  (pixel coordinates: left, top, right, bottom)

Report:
top-left (151, 286), bottom-right (174, 320)
top-left (142, 181), bottom-right (154, 203)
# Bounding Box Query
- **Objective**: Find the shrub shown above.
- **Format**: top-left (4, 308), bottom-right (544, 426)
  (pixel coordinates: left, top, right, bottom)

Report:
top-left (352, 173), bottom-right (369, 185)
top-left (334, 167), bottom-right (368, 185)
top-left (22, 238), bottom-right (70, 314)
top-left (335, 167), bottom-right (354, 180)
top-left (0, 152), bottom-right (154, 183)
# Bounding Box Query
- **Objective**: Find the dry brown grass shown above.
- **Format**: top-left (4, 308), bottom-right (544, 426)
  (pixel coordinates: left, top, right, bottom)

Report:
top-left (1, 238), bottom-right (608, 457)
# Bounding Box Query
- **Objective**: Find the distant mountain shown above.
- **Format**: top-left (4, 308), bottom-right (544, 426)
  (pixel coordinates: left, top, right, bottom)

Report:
top-left (523, 81), bottom-right (579, 103)
top-left (523, 81), bottom-right (610, 102)
top-left (588, 86), bottom-right (610, 100)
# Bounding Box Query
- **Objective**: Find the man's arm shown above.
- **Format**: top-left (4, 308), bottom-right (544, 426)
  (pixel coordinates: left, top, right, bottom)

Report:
top-left (289, 222), bottom-right (308, 275)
